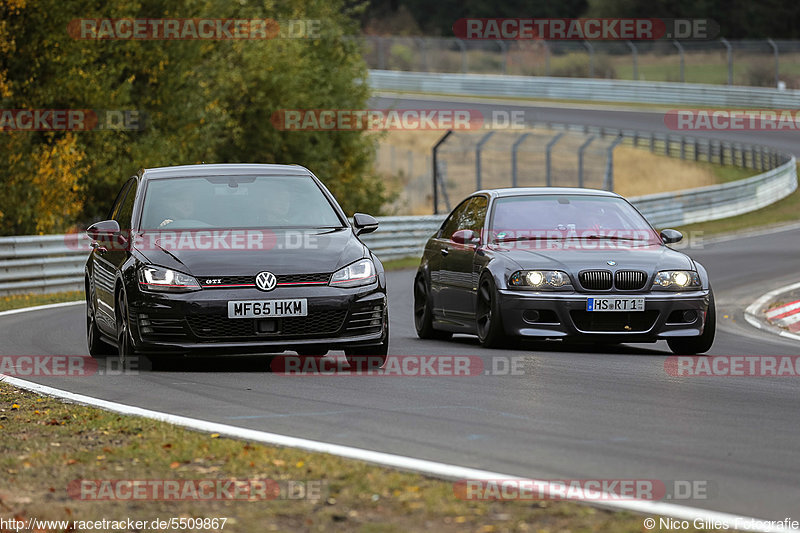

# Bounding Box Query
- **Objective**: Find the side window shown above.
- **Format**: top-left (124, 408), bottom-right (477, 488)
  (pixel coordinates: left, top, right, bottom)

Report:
top-left (114, 179), bottom-right (138, 231)
top-left (108, 181), bottom-right (131, 221)
top-left (439, 199), bottom-right (472, 240)
top-left (461, 196), bottom-right (487, 234)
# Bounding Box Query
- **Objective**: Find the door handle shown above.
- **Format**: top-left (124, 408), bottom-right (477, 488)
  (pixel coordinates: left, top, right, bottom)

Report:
top-left (441, 247), bottom-right (449, 256)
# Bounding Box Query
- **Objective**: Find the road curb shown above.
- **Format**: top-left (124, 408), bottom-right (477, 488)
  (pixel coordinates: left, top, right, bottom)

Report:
top-left (744, 281), bottom-right (800, 343)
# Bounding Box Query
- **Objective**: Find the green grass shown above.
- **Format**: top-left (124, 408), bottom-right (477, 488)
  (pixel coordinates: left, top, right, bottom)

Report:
top-left (705, 162), bottom-right (757, 184)
top-left (381, 256), bottom-right (420, 271)
top-left (0, 290), bottom-right (83, 312)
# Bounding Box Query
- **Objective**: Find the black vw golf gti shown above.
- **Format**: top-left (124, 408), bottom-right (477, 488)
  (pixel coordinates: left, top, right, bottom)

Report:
top-left (414, 188), bottom-right (715, 354)
top-left (85, 164), bottom-right (388, 365)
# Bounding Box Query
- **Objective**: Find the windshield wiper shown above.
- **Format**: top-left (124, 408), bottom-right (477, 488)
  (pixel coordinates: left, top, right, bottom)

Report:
top-left (495, 235), bottom-right (564, 243)
top-left (582, 234), bottom-right (648, 241)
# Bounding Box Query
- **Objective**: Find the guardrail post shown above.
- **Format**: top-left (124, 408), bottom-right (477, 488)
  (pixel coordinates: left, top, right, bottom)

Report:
top-left (767, 38), bottom-right (779, 87)
top-left (415, 37), bottom-right (427, 72)
top-left (673, 40), bottom-right (685, 82)
top-left (603, 135), bottom-right (624, 191)
top-left (455, 38), bottom-right (467, 73)
top-left (626, 41), bottom-right (638, 80)
top-left (377, 37), bottom-right (386, 70)
top-left (649, 132), bottom-right (654, 152)
top-left (476, 131), bottom-right (496, 190)
top-left (694, 138), bottom-right (699, 161)
top-left (680, 136), bottom-right (686, 160)
top-left (511, 133), bottom-right (530, 187)
top-left (545, 132), bottom-right (565, 186)
top-left (720, 38), bottom-right (733, 85)
top-left (578, 135), bottom-right (597, 188)
top-left (543, 40), bottom-right (550, 76)
top-left (583, 41), bottom-right (595, 78)
top-left (496, 40), bottom-right (508, 74)
top-left (432, 130), bottom-right (453, 214)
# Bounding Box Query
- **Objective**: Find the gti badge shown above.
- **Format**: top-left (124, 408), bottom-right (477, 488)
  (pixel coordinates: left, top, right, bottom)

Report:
top-left (607, 260), bottom-right (617, 266)
top-left (255, 271), bottom-right (277, 291)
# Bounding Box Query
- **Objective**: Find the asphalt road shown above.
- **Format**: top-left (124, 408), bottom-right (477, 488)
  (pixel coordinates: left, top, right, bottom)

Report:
top-left (371, 93), bottom-right (800, 158)
top-left (2, 227), bottom-right (800, 520)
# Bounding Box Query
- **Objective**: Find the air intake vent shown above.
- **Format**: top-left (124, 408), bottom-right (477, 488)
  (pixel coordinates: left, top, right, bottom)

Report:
top-left (579, 270), bottom-right (613, 290)
top-left (614, 270), bottom-right (647, 290)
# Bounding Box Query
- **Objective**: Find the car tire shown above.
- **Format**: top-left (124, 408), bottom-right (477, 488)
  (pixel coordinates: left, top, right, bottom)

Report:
top-left (116, 290), bottom-right (137, 367)
top-left (86, 285), bottom-right (114, 359)
top-left (667, 290), bottom-right (716, 355)
top-left (345, 308), bottom-right (388, 369)
top-left (476, 273), bottom-right (508, 349)
top-left (413, 274), bottom-right (452, 340)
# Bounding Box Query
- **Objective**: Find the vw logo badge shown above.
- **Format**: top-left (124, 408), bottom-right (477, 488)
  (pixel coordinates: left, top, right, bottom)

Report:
top-left (255, 271), bottom-right (277, 291)
top-left (607, 260), bottom-right (617, 266)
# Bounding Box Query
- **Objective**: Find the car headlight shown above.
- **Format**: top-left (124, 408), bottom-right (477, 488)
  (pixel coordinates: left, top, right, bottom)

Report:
top-left (508, 270), bottom-right (571, 289)
top-left (137, 265), bottom-right (201, 292)
top-left (652, 270), bottom-right (701, 290)
top-left (329, 259), bottom-right (376, 288)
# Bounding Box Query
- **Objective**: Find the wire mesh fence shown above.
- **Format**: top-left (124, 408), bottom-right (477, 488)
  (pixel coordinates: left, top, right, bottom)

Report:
top-left (374, 124), bottom-right (788, 215)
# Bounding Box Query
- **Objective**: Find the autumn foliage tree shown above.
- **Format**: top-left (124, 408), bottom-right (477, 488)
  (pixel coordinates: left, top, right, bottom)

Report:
top-left (0, 0), bottom-right (386, 235)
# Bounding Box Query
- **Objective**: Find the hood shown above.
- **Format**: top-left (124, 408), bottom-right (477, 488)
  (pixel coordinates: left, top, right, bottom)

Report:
top-left (493, 242), bottom-right (694, 274)
top-left (133, 227), bottom-right (365, 276)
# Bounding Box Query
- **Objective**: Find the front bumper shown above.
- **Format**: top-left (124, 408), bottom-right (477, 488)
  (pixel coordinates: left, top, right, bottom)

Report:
top-left (127, 282), bottom-right (386, 354)
top-left (498, 289), bottom-right (711, 342)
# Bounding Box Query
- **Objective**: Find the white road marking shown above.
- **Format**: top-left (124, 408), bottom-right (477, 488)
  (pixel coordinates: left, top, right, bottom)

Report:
top-left (1, 375), bottom-right (796, 532)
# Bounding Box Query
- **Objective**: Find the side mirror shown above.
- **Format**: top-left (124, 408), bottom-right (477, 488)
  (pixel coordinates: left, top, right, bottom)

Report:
top-left (86, 220), bottom-right (121, 241)
top-left (451, 229), bottom-right (480, 245)
top-left (353, 213), bottom-right (379, 236)
top-left (660, 229), bottom-right (683, 244)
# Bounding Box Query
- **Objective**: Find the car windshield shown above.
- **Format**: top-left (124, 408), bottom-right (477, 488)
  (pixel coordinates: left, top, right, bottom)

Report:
top-left (139, 175), bottom-right (345, 230)
top-left (490, 194), bottom-right (661, 243)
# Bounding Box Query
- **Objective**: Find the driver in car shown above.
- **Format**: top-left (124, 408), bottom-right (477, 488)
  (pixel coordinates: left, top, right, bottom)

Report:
top-left (158, 194), bottom-right (196, 228)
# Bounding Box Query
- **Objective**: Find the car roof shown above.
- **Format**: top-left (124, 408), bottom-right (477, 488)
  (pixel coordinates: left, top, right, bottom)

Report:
top-left (473, 187), bottom-right (621, 199)
top-left (139, 163), bottom-right (312, 180)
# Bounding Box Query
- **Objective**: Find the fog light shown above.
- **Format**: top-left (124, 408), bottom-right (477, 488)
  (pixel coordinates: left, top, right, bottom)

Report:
top-left (683, 310), bottom-right (698, 322)
top-left (522, 310), bottom-right (541, 323)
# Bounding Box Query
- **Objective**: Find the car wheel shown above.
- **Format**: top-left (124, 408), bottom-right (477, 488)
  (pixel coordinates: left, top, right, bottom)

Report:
top-left (413, 274), bottom-right (452, 340)
top-left (667, 290), bottom-right (716, 355)
top-left (476, 274), bottom-right (508, 348)
top-left (116, 290), bottom-right (137, 367)
top-left (86, 285), bottom-right (113, 358)
top-left (345, 308), bottom-right (388, 369)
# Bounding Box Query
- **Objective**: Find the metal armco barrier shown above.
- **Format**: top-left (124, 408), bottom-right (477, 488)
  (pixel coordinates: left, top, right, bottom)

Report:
top-left (368, 70), bottom-right (800, 108)
top-left (1, 155), bottom-right (795, 295)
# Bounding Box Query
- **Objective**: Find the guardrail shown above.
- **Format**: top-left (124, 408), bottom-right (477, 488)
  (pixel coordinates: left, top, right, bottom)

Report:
top-left (1, 155), bottom-right (795, 295)
top-left (369, 70), bottom-right (800, 108)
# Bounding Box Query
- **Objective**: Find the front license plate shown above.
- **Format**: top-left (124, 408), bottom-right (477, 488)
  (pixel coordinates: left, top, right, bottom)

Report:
top-left (586, 297), bottom-right (645, 312)
top-left (227, 299), bottom-right (307, 318)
